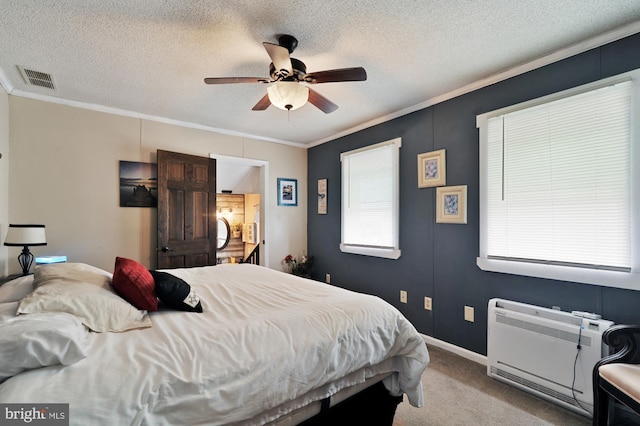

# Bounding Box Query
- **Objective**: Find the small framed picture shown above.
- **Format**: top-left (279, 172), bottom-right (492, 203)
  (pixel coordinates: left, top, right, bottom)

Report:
top-left (119, 161), bottom-right (158, 207)
top-left (417, 149), bottom-right (446, 188)
top-left (436, 185), bottom-right (467, 224)
top-left (277, 178), bottom-right (298, 206)
top-left (318, 178), bottom-right (327, 214)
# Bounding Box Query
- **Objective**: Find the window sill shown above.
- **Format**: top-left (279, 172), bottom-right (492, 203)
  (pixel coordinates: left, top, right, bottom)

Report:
top-left (477, 257), bottom-right (640, 291)
top-left (340, 244), bottom-right (401, 260)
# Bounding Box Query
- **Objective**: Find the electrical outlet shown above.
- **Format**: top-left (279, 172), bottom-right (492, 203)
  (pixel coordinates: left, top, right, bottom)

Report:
top-left (325, 273), bottom-right (331, 284)
top-left (424, 297), bottom-right (432, 311)
top-left (400, 290), bottom-right (407, 304)
top-left (464, 306), bottom-right (475, 322)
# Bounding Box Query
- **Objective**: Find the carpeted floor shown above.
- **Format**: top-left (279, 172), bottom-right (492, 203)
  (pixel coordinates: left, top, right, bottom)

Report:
top-left (393, 345), bottom-right (591, 425)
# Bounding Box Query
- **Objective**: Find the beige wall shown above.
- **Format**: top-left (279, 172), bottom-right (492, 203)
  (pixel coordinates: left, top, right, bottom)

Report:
top-left (0, 90), bottom-right (9, 276)
top-left (5, 96), bottom-right (307, 275)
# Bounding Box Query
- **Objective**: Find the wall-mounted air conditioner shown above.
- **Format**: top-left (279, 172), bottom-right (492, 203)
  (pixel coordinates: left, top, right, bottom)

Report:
top-left (487, 298), bottom-right (613, 417)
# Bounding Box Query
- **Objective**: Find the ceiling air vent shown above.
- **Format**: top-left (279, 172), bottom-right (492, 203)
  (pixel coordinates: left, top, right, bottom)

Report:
top-left (18, 66), bottom-right (55, 89)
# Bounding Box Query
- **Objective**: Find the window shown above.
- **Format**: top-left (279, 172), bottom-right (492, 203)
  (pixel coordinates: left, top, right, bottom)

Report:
top-left (340, 138), bottom-right (401, 259)
top-left (477, 70), bottom-right (640, 290)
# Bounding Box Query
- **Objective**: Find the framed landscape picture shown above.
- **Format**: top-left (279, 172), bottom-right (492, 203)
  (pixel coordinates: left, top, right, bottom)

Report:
top-left (119, 161), bottom-right (157, 207)
top-left (417, 149), bottom-right (446, 188)
top-left (277, 178), bottom-right (298, 206)
top-left (436, 185), bottom-right (467, 224)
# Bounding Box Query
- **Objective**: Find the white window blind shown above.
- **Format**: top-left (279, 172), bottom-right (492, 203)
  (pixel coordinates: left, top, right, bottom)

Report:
top-left (340, 138), bottom-right (401, 259)
top-left (483, 79), bottom-right (632, 272)
top-left (478, 78), bottom-right (638, 287)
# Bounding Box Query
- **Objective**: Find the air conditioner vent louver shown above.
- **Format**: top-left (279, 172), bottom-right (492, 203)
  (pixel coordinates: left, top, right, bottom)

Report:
top-left (495, 313), bottom-right (592, 346)
top-left (491, 366), bottom-right (593, 413)
top-left (18, 66), bottom-right (55, 89)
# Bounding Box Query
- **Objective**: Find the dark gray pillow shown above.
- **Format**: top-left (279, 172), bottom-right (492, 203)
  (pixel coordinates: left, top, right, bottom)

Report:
top-left (150, 271), bottom-right (203, 313)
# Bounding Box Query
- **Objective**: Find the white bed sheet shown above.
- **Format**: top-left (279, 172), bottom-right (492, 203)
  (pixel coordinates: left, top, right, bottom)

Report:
top-left (0, 264), bottom-right (429, 425)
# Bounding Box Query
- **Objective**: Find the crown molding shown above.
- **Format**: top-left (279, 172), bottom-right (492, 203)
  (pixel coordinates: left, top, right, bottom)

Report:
top-left (308, 21), bottom-right (640, 148)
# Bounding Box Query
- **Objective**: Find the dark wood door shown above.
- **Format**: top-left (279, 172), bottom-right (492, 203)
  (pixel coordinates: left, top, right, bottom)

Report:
top-left (157, 150), bottom-right (217, 269)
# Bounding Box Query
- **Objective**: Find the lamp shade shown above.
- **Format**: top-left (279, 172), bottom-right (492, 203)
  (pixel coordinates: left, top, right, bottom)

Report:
top-left (267, 82), bottom-right (309, 111)
top-left (4, 224), bottom-right (47, 246)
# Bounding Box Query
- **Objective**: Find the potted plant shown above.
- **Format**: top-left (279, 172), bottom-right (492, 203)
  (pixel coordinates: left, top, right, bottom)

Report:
top-left (283, 254), bottom-right (314, 278)
top-left (231, 221), bottom-right (242, 238)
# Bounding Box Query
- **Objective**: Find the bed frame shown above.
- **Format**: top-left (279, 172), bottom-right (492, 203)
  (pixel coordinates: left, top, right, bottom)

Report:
top-left (259, 373), bottom-right (403, 426)
top-left (299, 381), bottom-right (403, 425)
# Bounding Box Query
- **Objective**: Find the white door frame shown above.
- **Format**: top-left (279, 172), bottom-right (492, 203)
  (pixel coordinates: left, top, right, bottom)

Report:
top-left (210, 153), bottom-right (269, 267)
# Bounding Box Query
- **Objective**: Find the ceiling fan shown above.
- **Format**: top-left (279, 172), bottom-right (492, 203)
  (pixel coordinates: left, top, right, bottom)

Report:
top-left (204, 35), bottom-right (367, 114)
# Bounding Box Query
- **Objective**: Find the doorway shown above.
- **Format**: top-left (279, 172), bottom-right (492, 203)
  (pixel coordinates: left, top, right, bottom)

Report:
top-left (210, 153), bottom-right (268, 267)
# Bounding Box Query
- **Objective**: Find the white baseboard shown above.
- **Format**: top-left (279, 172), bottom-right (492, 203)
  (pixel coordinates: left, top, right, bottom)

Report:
top-left (421, 334), bottom-right (487, 366)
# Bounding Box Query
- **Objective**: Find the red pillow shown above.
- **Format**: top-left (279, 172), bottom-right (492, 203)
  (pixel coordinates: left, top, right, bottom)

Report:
top-left (112, 257), bottom-right (158, 311)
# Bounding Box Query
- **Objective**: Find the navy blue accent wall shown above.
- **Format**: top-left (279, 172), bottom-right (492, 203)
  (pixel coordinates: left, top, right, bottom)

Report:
top-left (307, 33), bottom-right (640, 355)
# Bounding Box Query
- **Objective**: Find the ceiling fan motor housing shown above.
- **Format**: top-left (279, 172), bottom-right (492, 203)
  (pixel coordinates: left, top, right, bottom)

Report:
top-left (270, 58), bottom-right (307, 81)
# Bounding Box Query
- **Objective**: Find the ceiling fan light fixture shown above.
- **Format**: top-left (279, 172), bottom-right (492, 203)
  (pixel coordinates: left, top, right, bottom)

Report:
top-left (267, 82), bottom-right (309, 111)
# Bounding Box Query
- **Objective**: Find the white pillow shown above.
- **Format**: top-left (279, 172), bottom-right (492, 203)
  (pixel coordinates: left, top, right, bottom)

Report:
top-left (0, 312), bottom-right (89, 382)
top-left (0, 302), bottom-right (19, 321)
top-left (32, 262), bottom-right (111, 289)
top-left (18, 263), bottom-right (152, 332)
top-left (0, 275), bottom-right (34, 303)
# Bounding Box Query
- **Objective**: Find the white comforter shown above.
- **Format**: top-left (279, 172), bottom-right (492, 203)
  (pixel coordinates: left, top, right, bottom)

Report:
top-left (0, 264), bottom-right (429, 425)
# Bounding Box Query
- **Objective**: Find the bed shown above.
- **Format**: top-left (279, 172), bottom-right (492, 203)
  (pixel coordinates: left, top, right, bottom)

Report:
top-left (0, 261), bottom-right (429, 425)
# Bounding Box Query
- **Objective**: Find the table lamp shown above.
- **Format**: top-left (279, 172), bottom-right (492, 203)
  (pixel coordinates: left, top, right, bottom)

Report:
top-left (4, 224), bottom-right (47, 275)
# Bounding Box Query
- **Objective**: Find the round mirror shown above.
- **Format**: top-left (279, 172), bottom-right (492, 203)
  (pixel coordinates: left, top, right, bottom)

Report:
top-left (217, 217), bottom-right (230, 250)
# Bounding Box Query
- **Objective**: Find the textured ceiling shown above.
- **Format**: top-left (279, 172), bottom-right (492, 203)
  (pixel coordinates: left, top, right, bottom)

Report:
top-left (2, 1), bottom-right (640, 146)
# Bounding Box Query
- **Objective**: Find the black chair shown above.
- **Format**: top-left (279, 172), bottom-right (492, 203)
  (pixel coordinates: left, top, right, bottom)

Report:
top-left (593, 325), bottom-right (640, 425)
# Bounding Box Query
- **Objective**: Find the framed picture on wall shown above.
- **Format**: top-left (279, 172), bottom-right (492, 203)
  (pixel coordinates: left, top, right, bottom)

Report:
top-left (277, 178), bottom-right (298, 206)
top-left (436, 185), bottom-right (467, 224)
top-left (119, 161), bottom-right (158, 207)
top-left (417, 149), bottom-right (446, 188)
top-left (318, 178), bottom-right (327, 214)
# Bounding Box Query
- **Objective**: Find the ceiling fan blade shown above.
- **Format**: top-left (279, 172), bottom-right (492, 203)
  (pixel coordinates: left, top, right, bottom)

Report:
top-left (251, 93), bottom-right (271, 111)
top-left (204, 77), bottom-right (269, 84)
top-left (304, 67), bottom-right (367, 84)
top-left (263, 42), bottom-right (293, 77)
top-left (308, 88), bottom-right (338, 114)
